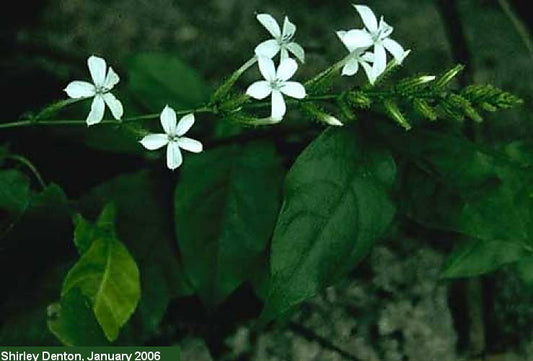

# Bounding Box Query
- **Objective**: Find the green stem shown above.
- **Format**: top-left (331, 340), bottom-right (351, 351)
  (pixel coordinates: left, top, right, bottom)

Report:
top-left (0, 106), bottom-right (214, 130)
top-left (241, 93), bottom-right (339, 111)
top-left (6, 154), bottom-right (46, 189)
top-left (304, 54), bottom-right (349, 89)
top-left (212, 56), bottom-right (258, 101)
top-left (0, 93), bottom-right (341, 130)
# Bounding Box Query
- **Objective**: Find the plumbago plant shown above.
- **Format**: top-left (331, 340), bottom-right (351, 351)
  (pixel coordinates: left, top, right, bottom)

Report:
top-left (0, 4), bottom-right (528, 346)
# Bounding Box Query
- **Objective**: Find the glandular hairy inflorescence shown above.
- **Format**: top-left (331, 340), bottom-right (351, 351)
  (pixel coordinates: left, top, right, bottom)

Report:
top-left (50, 4), bottom-right (521, 170)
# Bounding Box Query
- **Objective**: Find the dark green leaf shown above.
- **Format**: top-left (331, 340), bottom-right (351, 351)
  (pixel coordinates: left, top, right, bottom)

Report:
top-left (442, 238), bottom-right (532, 278)
top-left (47, 288), bottom-right (108, 346)
top-left (127, 53), bottom-right (211, 111)
top-left (260, 128), bottom-right (396, 322)
top-left (378, 125), bottom-right (533, 276)
top-left (387, 127), bottom-right (533, 246)
top-left (175, 142), bottom-right (284, 307)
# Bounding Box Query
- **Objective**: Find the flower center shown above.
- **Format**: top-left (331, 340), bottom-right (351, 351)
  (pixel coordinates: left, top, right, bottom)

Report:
top-left (168, 134), bottom-right (179, 142)
top-left (95, 85), bottom-right (108, 94)
top-left (270, 79), bottom-right (283, 91)
top-left (371, 30), bottom-right (384, 43)
top-left (279, 33), bottom-right (293, 44)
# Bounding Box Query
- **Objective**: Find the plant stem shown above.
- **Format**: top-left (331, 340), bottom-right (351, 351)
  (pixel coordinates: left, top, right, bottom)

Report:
top-left (0, 93), bottom-right (341, 130)
top-left (212, 56), bottom-right (258, 101)
top-left (6, 154), bottom-right (46, 189)
top-left (241, 94), bottom-right (338, 111)
top-left (0, 106), bottom-right (214, 130)
top-left (304, 54), bottom-right (349, 89)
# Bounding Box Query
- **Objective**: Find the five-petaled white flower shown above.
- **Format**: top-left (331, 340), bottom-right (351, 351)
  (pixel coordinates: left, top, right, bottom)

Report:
top-left (255, 14), bottom-right (305, 63)
top-left (140, 106), bottom-right (203, 170)
top-left (64, 55), bottom-right (124, 126)
top-left (336, 30), bottom-right (376, 83)
top-left (350, 4), bottom-right (408, 77)
top-left (246, 56), bottom-right (306, 121)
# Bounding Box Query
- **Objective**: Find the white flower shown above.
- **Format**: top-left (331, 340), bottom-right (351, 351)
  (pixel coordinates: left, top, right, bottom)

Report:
top-left (344, 5), bottom-right (408, 78)
top-left (255, 14), bottom-right (305, 63)
top-left (336, 30), bottom-right (376, 83)
top-left (139, 106), bottom-right (203, 170)
top-left (64, 55), bottom-right (124, 126)
top-left (246, 56), bottom-right (306, 121)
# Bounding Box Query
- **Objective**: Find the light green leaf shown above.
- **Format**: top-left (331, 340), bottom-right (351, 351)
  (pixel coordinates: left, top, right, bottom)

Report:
top-left (442, 238), bottom-right (532, 278)
top-left (73, 214), bottom-right (98, 255)
top-left (260, 128), bottom-right (396, 322)
top-left (175, 142), bottom-right (284, 307)
top-left (62, 205), bottom-right (141, 342)
top-left (127, 52), bottom-right (211, 111)
top-left (79, 171), bottom-right (193, 339)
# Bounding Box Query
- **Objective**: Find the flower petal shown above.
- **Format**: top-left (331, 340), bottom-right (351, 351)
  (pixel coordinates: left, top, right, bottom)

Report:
top-left (378, 18), bottom-right (394, 38)
top-left (160, 105), bottom-right (177, 135)
top-left (361, 52), bottom-right (374, 63)
top-left (176, 113), bottom-right (195, 136)
top-left (361, 61), bottom-right (377, 84)
top-left (102, 92), bottom-right (123, 120)
top-left (177, 137), bottom-right (203, 153)
top-left (140, 134), bottom-right (169, 150)
top-left (256, 13), bottom-right (281, 38)
top-left (373, 43), bottom-right (387, 78)
top-left (383, 38), bottom-right (406, 63)
top-left (353, 4), bottom-right (378, 32)
top-left (336, 30), bottom-right (347, 40)
top-left (246, 81), bottom-right (272, 100)
top-left (87, 55), bottom-right (107, 87)
top-left (342, 58), bottom-right (359, 76)
top-left (280, 47), bottom-right (289, 61)
top-left (104, 67), bottom-right (120, 89)
top-left (258, 56), bottom-right (276, 82)
top-left (64, 81), bottom-right (96, 98)
top-left (280, 81), bottom-right (306, 99)
top-left (282, 16), bottom-right (296, 39)
top-left (86, 95), bottom-right (105, 126)
top-left (255, 39), bottom-right (280, 58)
top-left (276, 58), bottom-right (298, 81)
top-left (166, 142), bottom-right (183, 170)
top-left (271, 90), bottom-right (286, 120)
top-left (341, 29), bottom-right (374, 52)
top-left (287, 42), bottom-right (305, 63)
